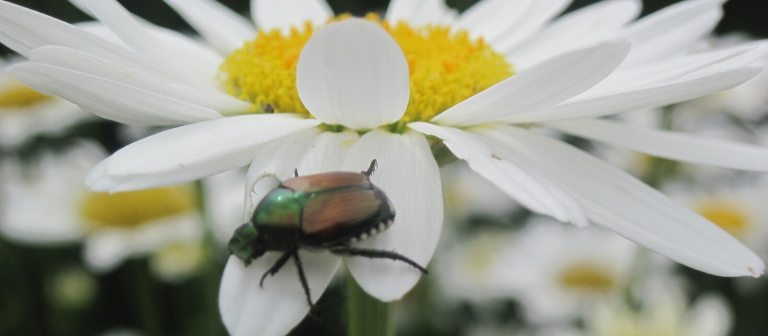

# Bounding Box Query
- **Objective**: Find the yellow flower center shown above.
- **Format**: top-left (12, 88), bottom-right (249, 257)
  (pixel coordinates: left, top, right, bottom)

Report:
top-left (150, 242), bottom-right (205, 282)
top-left (464, 236), bottom-right (501, 280)
top-left (558, 263), bottom-right (616, 292)
top-left (79, 186), bottom-right (196, 231)
top-left (219, 15), bottom-right (514, 124)
top-left (695, 199), bottom-right (751, 238)
top-left (0, 80), bottom-right (55, 109)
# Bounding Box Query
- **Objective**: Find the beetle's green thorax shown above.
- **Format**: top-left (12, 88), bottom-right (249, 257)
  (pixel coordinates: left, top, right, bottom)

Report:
top-left (252, 188), bottom-right (307, 228)
top-left (229, 223), bottom-right (264, 264)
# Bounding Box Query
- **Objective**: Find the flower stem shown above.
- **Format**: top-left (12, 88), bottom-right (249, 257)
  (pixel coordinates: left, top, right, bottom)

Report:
top-left (346, 273), bottom-right (394, 336)
top-left (131, 261), bottom-right (163, 336)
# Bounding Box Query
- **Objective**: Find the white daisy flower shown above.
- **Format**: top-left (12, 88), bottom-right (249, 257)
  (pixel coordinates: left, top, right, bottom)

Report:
top-left (667, 180), bottom-right (768, 261)
top-left (585, 266), bottom-right (731, 336)
top-left (1, 0), bottom-right (768, 334)
top-left (587, 292), bottom-right (732, 336)
top-left (499, 217), bottom-right (636, 324)
top-left (0, 56), bottom-right (88, 147)
top-left (0, 141), bottom-right (204, 274)
top-left (436, 230), bottom-right (526, 303)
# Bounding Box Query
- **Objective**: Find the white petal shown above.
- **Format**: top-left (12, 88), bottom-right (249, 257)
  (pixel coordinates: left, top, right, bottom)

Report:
top-left (252, 0), bottom-right (332, 30)
top-left (454, 0), bottom-right (529, 43)
top-left (0, 177), bottom-right (84, 245)
top-left (78, 0), bottom-right (222, 86)
top-left (0, 0), bottom-right (119, 57)
top-left (87, 115), bottom-right (320, 191)
top-left (621, 0), bottom-right (722, 67)
top-left (219, 253), bottom-right (340, 336)
top-left (508, 0), bottom-right (641, 69)
top-left (686, 294), bottom-right (732, 336)
top-left (341, 130), bottom-right (443, 301)
top-left (385, 0), bottom-right (455, 26)
top-left (29, 46), bottom-right (248, 113)
top-left (8, 62), bottom-right (222, 126)
top-left (432, 40), bottom-right (629, 127)
top-left (0, 1), bottom-right (185, 82)
top-left (83, 231), bottom-right (132, 272)
top-left (409, 122), bottom-right (587, 227)
top-left (510, 66), bottom-right (763, 123)
top-left (481, 125), bottom-right (764, 277)
top-left (164, 0), bottom-right (255, 54)
top-left (297, 19), bottom-right (409, 129)
top-left (489, 0), bottom-right (573, 52)
top-left (84, 215), bottom-right (202, 273)
top-left (548, 119), bottom-right (768, 171)
top-left (75, 21), bottom-right (129, 47)
top-left (595, 42), bottom-right (764, 92)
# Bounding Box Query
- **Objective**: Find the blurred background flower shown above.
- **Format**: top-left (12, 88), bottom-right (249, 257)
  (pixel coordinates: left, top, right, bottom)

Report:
top-left (0, 56), bottom-right (91, 148)
top-left (1, 141), bottom-right (205, 274)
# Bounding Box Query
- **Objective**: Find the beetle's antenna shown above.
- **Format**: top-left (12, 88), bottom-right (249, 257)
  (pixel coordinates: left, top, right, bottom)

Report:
top-left (293, 252), bottom-right (314, 308)
top-left (294, 168), bottom-right (299, 177)
top-left (363, 159), bottom-right (378, 177)
top-left (329, 246), bottom-right (428, 274)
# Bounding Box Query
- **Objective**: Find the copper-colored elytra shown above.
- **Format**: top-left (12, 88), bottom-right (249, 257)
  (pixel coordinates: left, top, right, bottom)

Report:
top-left (302, 188), bottom-right (383, 235)
top-left (282, 172), bottom-right (369, 193)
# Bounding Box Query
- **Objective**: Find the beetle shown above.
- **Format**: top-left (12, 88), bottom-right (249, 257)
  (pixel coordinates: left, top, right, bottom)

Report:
top-left (228, 159), bottom-right (427, 307)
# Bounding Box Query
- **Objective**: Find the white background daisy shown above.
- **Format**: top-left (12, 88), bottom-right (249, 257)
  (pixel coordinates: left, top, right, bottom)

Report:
top-left (667, 179), bottom-right (768, 261)
top-left (436, 230), bottom-right (528, 303)
top-left (496, 217), bottom-right (637, 324)
top-left (0, 56), bottom-right (89, 147)
top-left (587, 292), bottom-right (732, 336)
top-left (0, 141), bottom-right (204, 274)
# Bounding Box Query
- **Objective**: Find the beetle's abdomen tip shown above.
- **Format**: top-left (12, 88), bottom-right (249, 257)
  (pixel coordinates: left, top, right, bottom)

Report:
top-left (350, 218), bottom-right (394, 244)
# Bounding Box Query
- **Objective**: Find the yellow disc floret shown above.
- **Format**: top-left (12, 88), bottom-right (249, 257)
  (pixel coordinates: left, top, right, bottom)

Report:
top-left (219, 16), bottom-right (514, 123)
top-left (0, 80), bottom-right (55, 109)
top-left (696, 199), bottom-right (752, 238)
top-left (558, 263), bottom-right (616, 292)
top-left (79, 186), bottom-right (196, 231)
top-left (384, 20), bottom-right (513, 122)
top-left (220, 22), bottom-right (314, 115)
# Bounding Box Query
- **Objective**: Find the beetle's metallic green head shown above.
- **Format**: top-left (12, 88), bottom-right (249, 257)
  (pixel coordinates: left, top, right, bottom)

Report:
top-left (228, 223), bottom-right (265, 264)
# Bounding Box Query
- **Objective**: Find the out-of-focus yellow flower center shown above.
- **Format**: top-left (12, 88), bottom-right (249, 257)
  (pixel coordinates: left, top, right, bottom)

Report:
top-left (79, 186), bottom-right (196, 231)
top-left (696, 199), bottom-right (751, 238)
top-left (464, 236), bottom-right (501, 279)
top-left (150, 242), bottom-right (205, 282)
top-left (219, 15), bottom-right (514, 123)
top-left (594, 310), bottom-right (684, 336)
top-left (558, 263), bottom-right (615, 292)
top-left (0, 81), bottom-right (54, 109)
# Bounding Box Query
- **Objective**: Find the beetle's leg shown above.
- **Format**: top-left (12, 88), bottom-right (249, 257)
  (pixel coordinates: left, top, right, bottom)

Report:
top-left (260, 250), bottom-right (294, 288)
top-left (329, 246), bottom-right (428, 274)
top-left (362, 159), bottom-right (378, 177)
top-left (292, 252), bottom-right (314, 308)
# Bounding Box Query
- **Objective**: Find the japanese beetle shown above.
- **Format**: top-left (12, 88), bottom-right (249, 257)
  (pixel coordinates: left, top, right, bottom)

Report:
top-left (229, 160), bottom-right (427, 307)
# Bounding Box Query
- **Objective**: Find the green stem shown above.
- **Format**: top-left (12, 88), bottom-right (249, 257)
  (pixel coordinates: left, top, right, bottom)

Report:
top-left (131, 262), bottom-right (163, 336)
top-left (346, 273), bottom-right (394, 336)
